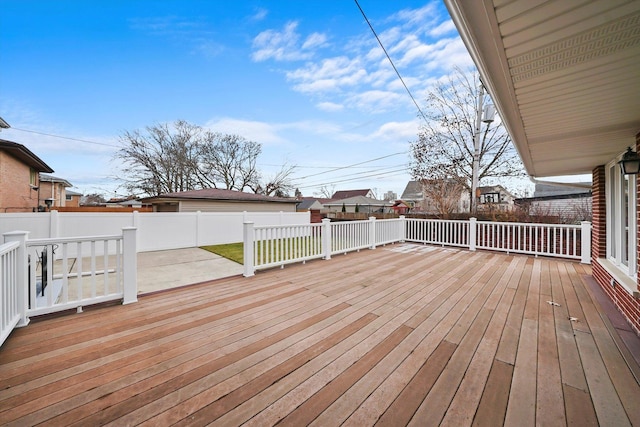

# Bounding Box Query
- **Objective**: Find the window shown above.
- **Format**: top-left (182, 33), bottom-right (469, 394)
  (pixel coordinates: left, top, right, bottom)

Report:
top-left (66, 194), bottom-right (72, 201)
top-left (606, 157), bottom-right (637, 278)
top-left (29, 168), bottom-right (37, 186)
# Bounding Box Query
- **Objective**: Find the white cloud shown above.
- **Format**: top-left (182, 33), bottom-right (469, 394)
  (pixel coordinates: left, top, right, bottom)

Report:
top-left (369, 120), bottom-right (421, 142)
top-left (347, 90), bottom-right (406, 113)
top-left (205, 117), bottom-right (288, 145)
top-left (302, 32), bottom-right (328, 50)
top-left (286, 56), bottom-right (368, 93)
top-left (316, 101), bottom-right (344, 112)
top-left (251, 21), bottom-right (327, 62)
top-left (429, 20), bottom-right (456, 37)
top-left (250, 8), bottom-right (268, 22)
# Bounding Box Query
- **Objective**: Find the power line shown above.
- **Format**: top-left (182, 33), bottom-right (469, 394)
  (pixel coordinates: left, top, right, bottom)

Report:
top-left (299, 164), bottom-right (407, 187)
top-left (295, 151), bottom-right (406, 179)
top-left (296, 167), bottom-right (409, 190)
top-left (10, 127), bottom-right (121, 148)
top-left (354, 0), bottom-right (428, 123)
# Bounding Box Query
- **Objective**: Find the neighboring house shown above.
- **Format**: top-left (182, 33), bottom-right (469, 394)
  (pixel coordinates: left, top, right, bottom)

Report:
top-left (516, 183), bottom-right (592, 221)
top-left (39, 173), bottom-right (72, 208)
top-left (296, 198), bottom-right (325, 212)
top-left (445, 0), bottom-right (640, 332)
top-left (141, 188), bottom-right (298, 212)
top-left (64, 190), bottom-right (82, 208)
top-left (331, 189), bottom-right (375, 200)
top-left (0, 139), bottom-right (54, 212)
top-left (401, 180), bottom-right (469, 214)
top-left (477, 185), bottom-right (515, 212)
top-left (391, 200), bottom-right (411, 215)
top-left (323, 196), bottom-right (392, 214)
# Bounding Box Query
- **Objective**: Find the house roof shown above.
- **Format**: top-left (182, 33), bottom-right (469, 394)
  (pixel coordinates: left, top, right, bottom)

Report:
top-left (331, 189), bottom-right (371, 200)
top-left (0, 139), bottom-right (54, 173)
top-left (296, 198), bottom-right (324, 210)
top-left (324, 195), bottom-right (391, 207)
top-left (142, 188), bottom-right (297, 204)
top-left (534, 183), bottom-right (591, 198)
top-left (65, 190), bottom-right (83, 196)
top-left (39, 173), bottom-right (72, 187)
top-left (401, 181), bottom-right (423, 200)
top-left (444, 0), bottom-right (640, 177)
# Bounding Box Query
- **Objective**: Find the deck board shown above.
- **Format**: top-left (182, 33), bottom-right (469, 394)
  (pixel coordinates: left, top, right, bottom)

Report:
top-left (1, 243), bottom-right (639, 426)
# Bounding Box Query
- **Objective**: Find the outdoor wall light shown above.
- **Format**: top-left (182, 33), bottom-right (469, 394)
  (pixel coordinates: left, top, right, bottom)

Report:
top-left (618, 147), bottom-right (640, 175)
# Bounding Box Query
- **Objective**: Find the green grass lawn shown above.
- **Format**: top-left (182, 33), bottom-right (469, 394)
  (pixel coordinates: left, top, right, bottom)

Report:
top-left (201, 243), bottom-right (244, 264)
top-left (201, 237), bottom-right (322, 265)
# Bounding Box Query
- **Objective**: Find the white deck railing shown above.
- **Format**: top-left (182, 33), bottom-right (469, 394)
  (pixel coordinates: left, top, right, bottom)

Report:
top-left (1, 228), bottom-right (137, 348)
top-left (1, 240), bottom-right (21, 348)
top-left (243, 217), bottom-right (591, 276)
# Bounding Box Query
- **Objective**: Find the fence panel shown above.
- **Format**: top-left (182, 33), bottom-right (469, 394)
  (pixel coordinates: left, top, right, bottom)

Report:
top-left (0, 241), bottom-right (21, 347)
top-left (26, 235), bottom-right (125, 317)
top-left (475, 221), bottom-right (581, 260)
top-left (253, 223), bottom-right (324, 271)
top-left (331, 220), bottom-right (370, 254)
top-left (375, 218), bottom-right (404, 246)
top-left (405, 219), bottom-right (469, 248)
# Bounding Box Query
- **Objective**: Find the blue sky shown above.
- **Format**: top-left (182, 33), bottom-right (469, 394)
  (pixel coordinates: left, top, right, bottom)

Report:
top-left (0, 0), bottom-right (476, 199)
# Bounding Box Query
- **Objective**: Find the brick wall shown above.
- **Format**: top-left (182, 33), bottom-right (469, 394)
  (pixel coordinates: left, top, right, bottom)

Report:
top-left (0, 151), bottom-right (39, 212)
top-left (592, 261), bottom-right (640, 335)
top-left (589, 132), bottom-right (640, 336)
top-left (591, 165), bottom-right (606, 259)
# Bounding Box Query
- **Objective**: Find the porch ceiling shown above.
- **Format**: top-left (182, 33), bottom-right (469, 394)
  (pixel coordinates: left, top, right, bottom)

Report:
top-left (444, 0), bottom-right (640, 177)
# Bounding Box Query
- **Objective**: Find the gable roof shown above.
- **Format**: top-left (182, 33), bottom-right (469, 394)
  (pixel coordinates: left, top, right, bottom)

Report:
top-left (444, 0), bottom-right (640, 177)
top-left (0, 139), bottom-right (53, 173)
top-left (39, 173), bottom-right (72, 187)
top-left (141, 188), bottom-right (297, 204)
top-left (401, 181), bottom-right (423, 200)
top-left (331, 189), bottom-right (371, 200)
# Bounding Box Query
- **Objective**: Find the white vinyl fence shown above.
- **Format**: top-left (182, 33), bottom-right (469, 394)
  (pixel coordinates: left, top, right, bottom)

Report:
top-left (243, 217), bottom-right (592, 276)
top-left (0, 210), bottom-right (309, 252)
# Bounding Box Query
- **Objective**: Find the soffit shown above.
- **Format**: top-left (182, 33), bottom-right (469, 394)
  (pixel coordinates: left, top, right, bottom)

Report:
top-left (445, 0), bottom-right (640, 177)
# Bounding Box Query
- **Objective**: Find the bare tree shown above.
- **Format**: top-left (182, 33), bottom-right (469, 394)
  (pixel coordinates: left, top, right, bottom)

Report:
top-left (253, 163), bottom-right (296, 197)
top-left (315, 185), bottom-right (336, 199)
top-left (115, 120), bottom-right (294, 196)
top-left (197, 133), bottom-right (261, 192)
top-left (420, 178), bottom-right (466, 218)
top-left (115, 120), bottom-right (202, 195)
top-left (410, 67), bottom-right (524, 211)
top-left (80, 193), bottom-right (106, 206)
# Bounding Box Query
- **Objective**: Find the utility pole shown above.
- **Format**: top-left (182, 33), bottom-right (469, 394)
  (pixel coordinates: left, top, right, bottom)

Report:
top-left (470, 82), bottom-right (495, 214)
top-left (471, 83), bottom-right (485, 214)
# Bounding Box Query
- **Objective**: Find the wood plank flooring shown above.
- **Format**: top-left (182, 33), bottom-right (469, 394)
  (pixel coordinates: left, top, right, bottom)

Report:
top-left (1, 243), bottom-right (639, 426)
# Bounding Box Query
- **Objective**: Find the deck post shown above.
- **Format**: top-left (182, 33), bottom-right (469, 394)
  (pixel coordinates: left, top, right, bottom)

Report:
top-left (243, 221), bottom-right (255, 277)
top-left (580, 221), bottom-right (592, 264)
top-left (3, 231), bottom-right (30, 327)
top-left (322, 218), bottom-right (331, 260)
top-left (469, 217), bottom-right (477, 251)
top-left (369, 217), bottom-right (376, 249)
top-left (399, 215), bottom-right (406, 242)
top-left (122, 227), bottom-right (138, 304)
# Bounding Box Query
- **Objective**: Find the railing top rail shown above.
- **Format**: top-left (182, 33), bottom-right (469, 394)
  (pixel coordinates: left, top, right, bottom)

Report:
top-left (253, 223), bottom-right (322, 231)
top-left (27, 234), bottom-right (123, 246)
top-left (406, 218), bottom-right (469, 224)
top-left (475, 220), bottom-right (581, 229)
top-left (0, 240), bottom-right (20, 254)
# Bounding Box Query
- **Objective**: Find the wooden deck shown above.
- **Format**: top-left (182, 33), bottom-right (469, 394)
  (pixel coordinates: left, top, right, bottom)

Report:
top-left (1, 243), bottom-right (639, 426)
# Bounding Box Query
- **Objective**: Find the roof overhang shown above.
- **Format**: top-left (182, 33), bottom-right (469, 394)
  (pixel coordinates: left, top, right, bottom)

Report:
top-left (0, 139), bottom-right (54, 173)
top-left (444, 0), bottom-right (640, 178)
